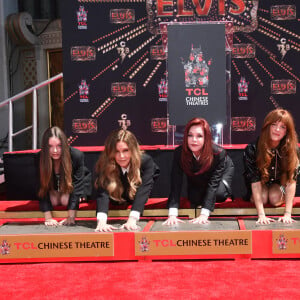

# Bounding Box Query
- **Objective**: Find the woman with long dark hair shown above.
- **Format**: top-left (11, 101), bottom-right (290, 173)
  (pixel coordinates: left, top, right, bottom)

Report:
top-left (163, 117), bottom-right (234, 225)
top-left (94, 129), bottom-right (160, 232)
top-left (39, 126), bottom-right (91, 226)
top-left (244, 109), bottom-right (299, 224)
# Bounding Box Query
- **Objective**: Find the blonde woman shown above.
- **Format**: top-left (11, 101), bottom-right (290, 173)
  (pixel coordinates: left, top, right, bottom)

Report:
top-left (244, 109), bottom-right (300, 225)
top-left (94, 129), bottom-right (160, 232)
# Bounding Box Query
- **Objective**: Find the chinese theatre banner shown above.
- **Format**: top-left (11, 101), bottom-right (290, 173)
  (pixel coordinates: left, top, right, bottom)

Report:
top-left (61, 0), bottom-right (300, 146)
top-left (167, 23), bottom-right (226, 125)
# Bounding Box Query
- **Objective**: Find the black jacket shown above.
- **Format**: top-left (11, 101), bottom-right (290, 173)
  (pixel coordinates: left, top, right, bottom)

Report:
top-left (39, 147), bottom-right (91, 212)
top-left (168, 144), bottom-right (233, 211)
top-left (96, 153), bottom-right (160, 215)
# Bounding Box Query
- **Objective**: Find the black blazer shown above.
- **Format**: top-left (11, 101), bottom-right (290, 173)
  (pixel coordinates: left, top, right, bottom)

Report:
top-left (168, 144), bottom-right (230, 211)
top-left (39, 147), bottom-right (91, 212)
top-left (96, 153), bottom-right (160, 215)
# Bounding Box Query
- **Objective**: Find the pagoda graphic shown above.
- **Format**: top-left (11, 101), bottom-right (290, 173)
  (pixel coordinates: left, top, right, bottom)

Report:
top-left (181, 45), bottom-right (212, 88)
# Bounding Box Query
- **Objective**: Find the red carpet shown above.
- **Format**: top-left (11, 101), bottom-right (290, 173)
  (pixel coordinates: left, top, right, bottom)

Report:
top-left (1, 260), bottom-right (300, 299)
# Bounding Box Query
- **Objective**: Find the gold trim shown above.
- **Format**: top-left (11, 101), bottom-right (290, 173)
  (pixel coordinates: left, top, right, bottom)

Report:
top-left (2, 207), bottom-right (300, 220)
top-left (0, 209), bottom-right (195, 219)
top-left (203, 207), bottom-right (300, 216)
top-left (0, 211), bottom-right (45, 218)
top-left (142, 209), bottom-right (195, 218)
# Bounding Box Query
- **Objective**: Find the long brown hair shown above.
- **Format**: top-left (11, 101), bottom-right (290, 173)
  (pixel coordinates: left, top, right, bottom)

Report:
top-left (181, 118), bottom-right (214, 176)
top-left (95, 129), bottom-right (142, 201)
top-left (38, 127), bottom-right (73, 198)
top-left (257, 109), bottom-right (299, 184)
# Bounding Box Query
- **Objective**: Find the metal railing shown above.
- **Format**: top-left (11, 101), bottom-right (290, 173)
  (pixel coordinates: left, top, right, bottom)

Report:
top-left (0, 72), bottom-right (63, 152)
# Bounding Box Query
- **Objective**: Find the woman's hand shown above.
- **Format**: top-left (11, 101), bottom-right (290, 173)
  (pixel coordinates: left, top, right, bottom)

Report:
top-left (95, 220), bottom-right (118, 232)
top-left (162, 216), bottom-right (185, 226)
top-left (189, 214), bottom-right (209, 224)
top-left (256, 215), bottom-right (276, 225)
top-left (121, 217), bottom-right (141, 231)
top-left (278, 212), bottom-right (296, 224)
top-left (59, 217), bottom-right (76, 226)
top-left (44, 219), bottom-right (60, 227)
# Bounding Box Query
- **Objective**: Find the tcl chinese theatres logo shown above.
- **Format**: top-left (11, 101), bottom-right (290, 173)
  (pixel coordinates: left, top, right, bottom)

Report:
top-left (238, 76), bottom-right (249, 100)
top-left (1, 240), bottom-right (10, 255)
top-left (77, 5), bottom-right (88, 29)
top-left (138, 236), bottom-right (150, 252)
top-left (78, 79), bottom-right (89, 103)
top-left (276, 234), bottom-right (288, 250)
top-left (158, 78), bottom-right (168, 101)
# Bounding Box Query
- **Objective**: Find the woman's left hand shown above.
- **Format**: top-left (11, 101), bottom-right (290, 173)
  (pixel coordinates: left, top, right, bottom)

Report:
top-left (189, 214), bottom-right (209, 224)
top-left (278, 214), bottom-right (296, 224)
top-left (121, 217), bottom-right (141, 231)
top-left (59, 217), bottom-right (76, 226)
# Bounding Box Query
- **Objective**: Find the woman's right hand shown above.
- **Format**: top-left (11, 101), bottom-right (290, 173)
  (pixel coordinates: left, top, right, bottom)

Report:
top-left (256, 215), bottom-right (276, 225)
top-left (95, 220), bottom-right (118, 232)
top-left (44, 219), bottom-right (60, 227)
top-left (162, 216), bottom-right (185, 226)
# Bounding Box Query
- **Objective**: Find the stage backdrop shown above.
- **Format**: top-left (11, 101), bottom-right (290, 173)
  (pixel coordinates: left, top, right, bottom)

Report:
top-left (61, 0), bottom-right (300, 146)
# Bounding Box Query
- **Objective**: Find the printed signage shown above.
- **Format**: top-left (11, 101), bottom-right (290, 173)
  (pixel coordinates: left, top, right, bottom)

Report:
top-left (273, 231), bottom-right (300, 254)
top-left (135, 231), bottom-right (252, 256)
top-left (0, 234), bottom-right (114, 259)
top-left (168, 23), bottom-right (227, 125)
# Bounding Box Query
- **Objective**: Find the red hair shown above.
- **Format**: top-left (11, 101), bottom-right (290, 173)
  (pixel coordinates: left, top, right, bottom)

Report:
top-left (181, 118), bottom-right (213, 176)
top-left (257, 109), bottom-right (299, 184)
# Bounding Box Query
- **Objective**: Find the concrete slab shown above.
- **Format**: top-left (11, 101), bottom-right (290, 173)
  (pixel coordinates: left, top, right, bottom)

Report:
top-left (150, 218), bottom-right (240, 232)
top-left (244, 217), bottom-right (300, 230)
top-left (0, 220), bottom-right (149, 234)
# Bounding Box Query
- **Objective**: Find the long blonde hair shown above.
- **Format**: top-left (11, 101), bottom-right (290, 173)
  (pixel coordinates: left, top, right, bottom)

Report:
top-left (95, 129), bottom-right (142, 201)
top-left (257, 109), bottom-right (299, 184)
top-left (38, 126), bottom-right (73, 198)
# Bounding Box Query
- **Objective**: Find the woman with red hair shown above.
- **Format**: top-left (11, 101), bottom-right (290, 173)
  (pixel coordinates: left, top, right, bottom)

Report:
top-left (244, 109), bottom-right (300, 225)
top-left (163, 118), bottom-right (234, 225)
